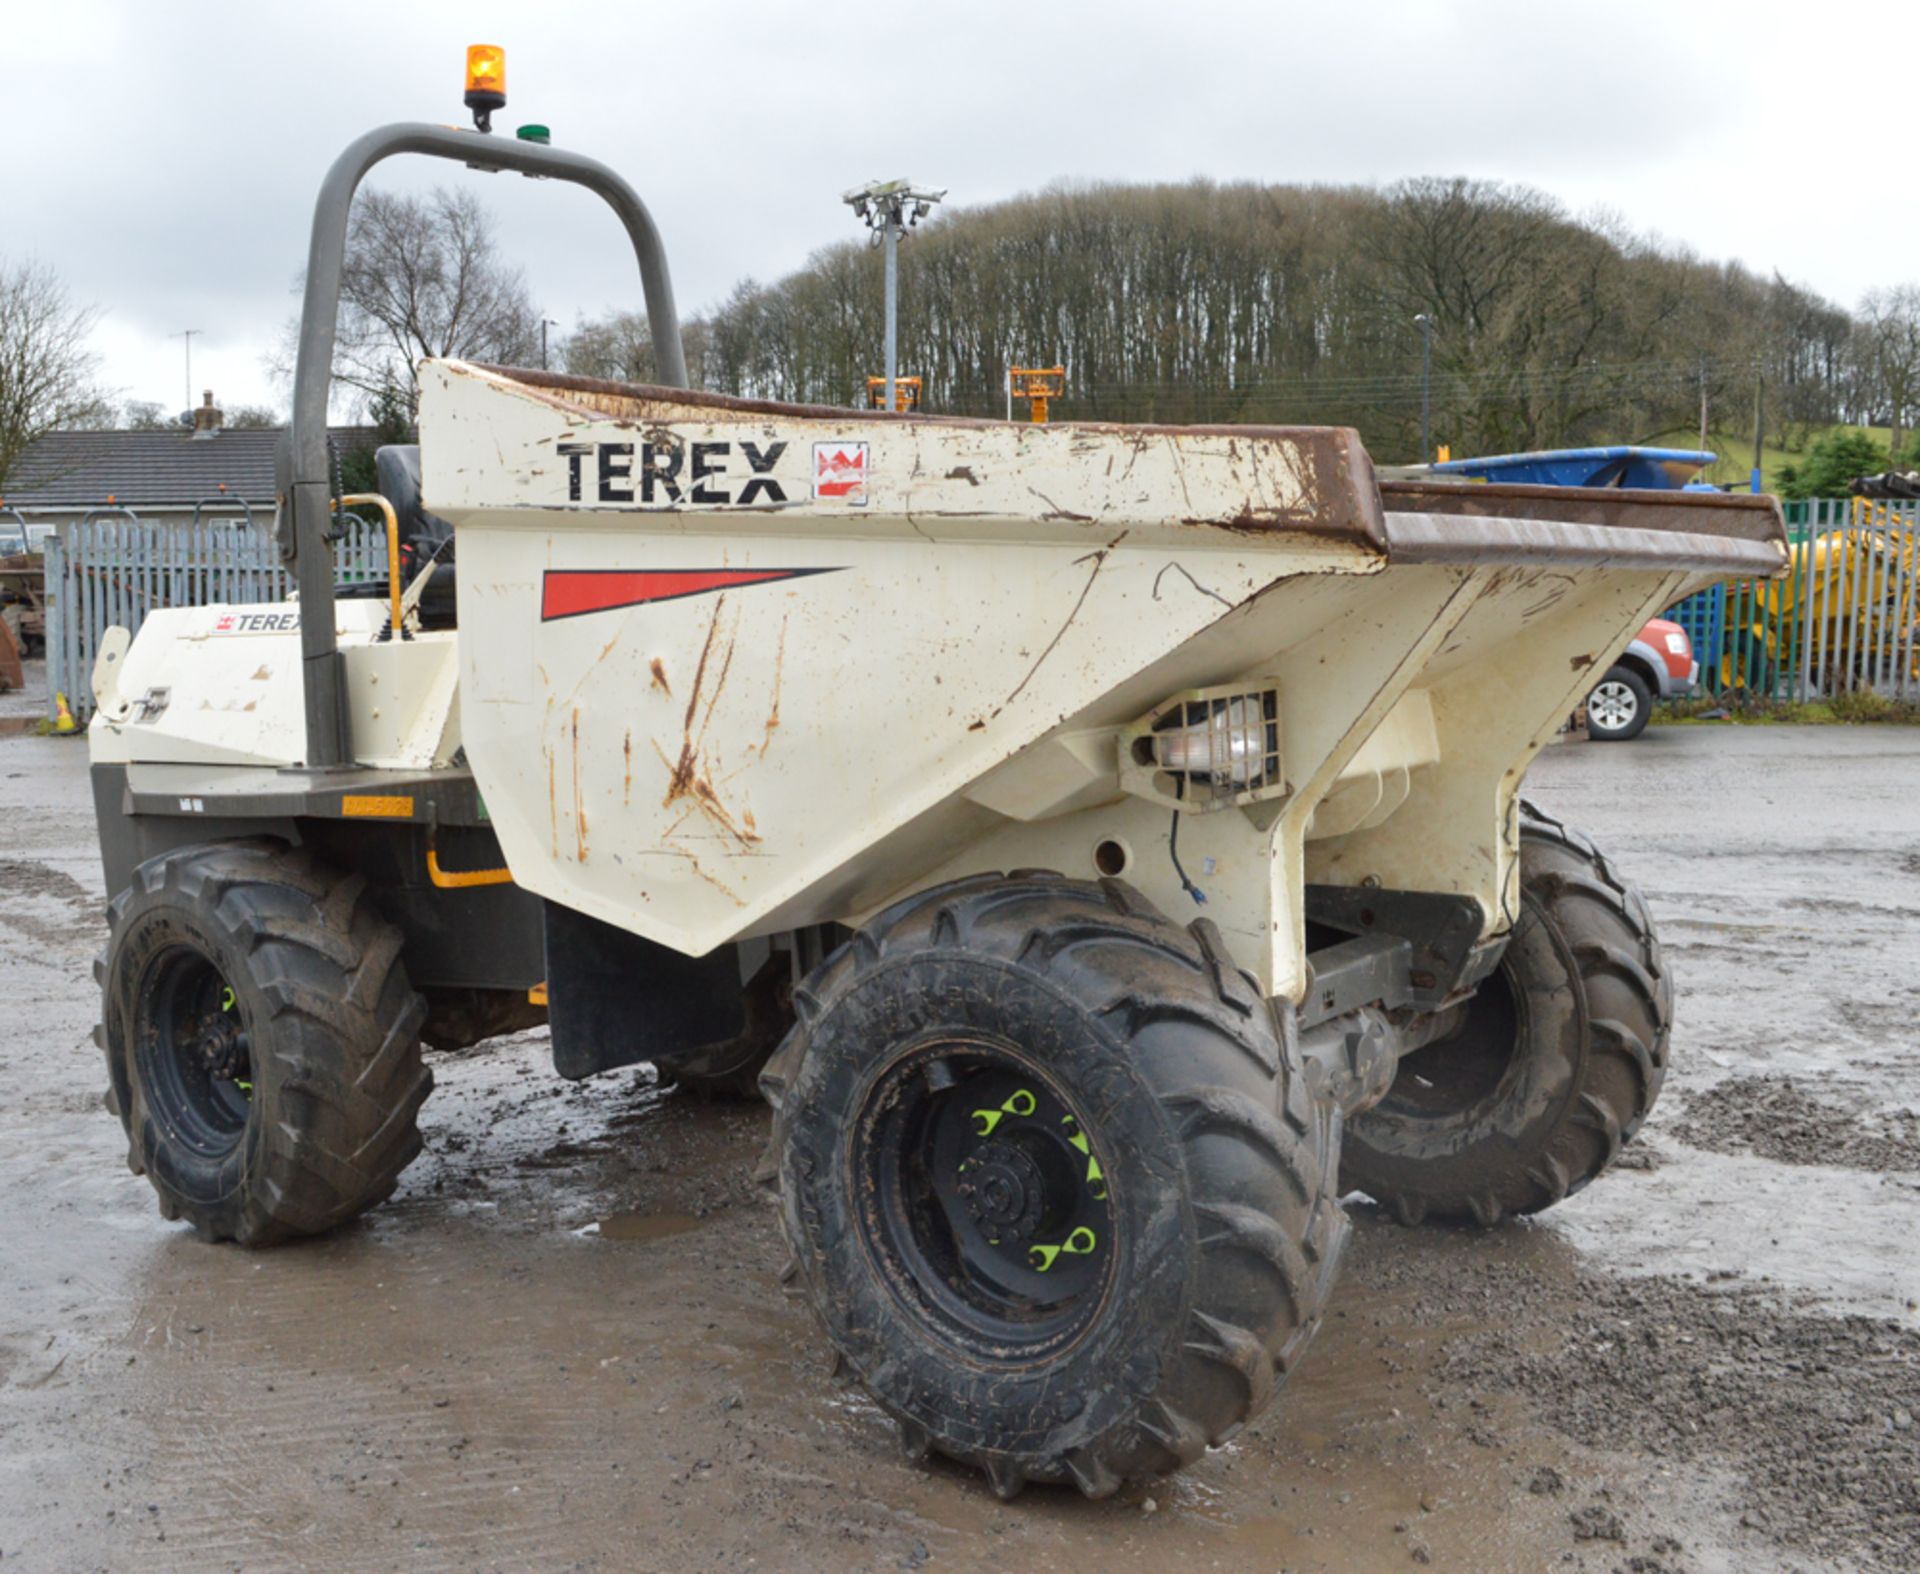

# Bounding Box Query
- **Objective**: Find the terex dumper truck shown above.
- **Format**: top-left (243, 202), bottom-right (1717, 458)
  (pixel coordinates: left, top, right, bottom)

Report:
top-left (85, 65), bottom-right (1787, 1499)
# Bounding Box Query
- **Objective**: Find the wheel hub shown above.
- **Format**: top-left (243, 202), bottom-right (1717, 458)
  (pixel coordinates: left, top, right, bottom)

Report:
top-left (957, 1138), bottom-right (1048, 1242)
top-left (855, 1042), bottom-right (1116, 1357)
top-left (1589, 681), bottom-right (1638, 730)
top-left (195, 990), bottom-right (249, 1083)
top-left (137, 948), bottom-right (254, 1160)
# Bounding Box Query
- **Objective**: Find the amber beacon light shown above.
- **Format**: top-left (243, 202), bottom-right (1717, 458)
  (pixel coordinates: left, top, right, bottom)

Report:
top-left (464, 44), bottom-right (507, 131)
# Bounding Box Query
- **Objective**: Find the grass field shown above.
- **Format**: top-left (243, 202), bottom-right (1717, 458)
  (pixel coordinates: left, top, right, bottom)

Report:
top-left (1637, 423), bottom-right (1903, 494)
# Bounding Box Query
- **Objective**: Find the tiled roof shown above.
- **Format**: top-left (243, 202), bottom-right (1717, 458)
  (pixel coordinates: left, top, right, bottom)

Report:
top-left (1, 427), bottom-right (375, 510)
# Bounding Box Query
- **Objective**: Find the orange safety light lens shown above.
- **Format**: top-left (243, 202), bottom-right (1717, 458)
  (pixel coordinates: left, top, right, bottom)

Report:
top-left (465, 44), bottom-right (506, 98)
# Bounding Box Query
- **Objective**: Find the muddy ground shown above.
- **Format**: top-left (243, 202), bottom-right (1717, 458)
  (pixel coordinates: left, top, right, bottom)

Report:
top-left (1, 707), bottom-right (1917, 1572)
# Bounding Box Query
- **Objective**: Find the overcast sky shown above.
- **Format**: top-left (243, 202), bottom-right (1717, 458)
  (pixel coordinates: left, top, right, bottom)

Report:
top-left (6, 0), bottom-right (1899, 420)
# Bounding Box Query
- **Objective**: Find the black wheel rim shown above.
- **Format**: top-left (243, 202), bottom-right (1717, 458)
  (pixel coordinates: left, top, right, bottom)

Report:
top-left (1379, 960), bottom-right (1525, 1119)
top-left (852, 1035), bottom-right (1115, 1361)
top-left (135, 945), bottom-right (253, 1158)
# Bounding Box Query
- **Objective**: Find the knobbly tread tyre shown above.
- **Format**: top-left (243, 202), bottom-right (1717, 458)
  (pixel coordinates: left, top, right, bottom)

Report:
top-left (1341, 800), bottom-right (1670, 1226)
top-left (98, 840), bottom-right (431, 1246)
top-left (760, 872), bottom-right (1349, 1497)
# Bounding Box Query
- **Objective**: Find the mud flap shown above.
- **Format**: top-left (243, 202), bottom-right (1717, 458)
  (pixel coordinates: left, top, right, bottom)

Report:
top-left (543, 900), bottom-right (746, 1080)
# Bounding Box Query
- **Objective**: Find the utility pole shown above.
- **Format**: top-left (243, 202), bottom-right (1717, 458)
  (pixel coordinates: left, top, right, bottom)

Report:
top-left (1751, 373), bottom-right (1765, 495)
top-left (540, 318), bottom-right (558, 372)
top-left (1414, 314), bottom-right (1433, 462)
top-left (842, 178), bottom-right (946, 413)
top-left (171, 329), bottom-right (201, 421)
top-left (1698, 356), bottom-right (1709, 454)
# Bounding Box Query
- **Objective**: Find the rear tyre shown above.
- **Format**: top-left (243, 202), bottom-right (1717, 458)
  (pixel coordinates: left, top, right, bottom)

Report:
top-left (98, 841), bottom-right (430, 1246)
top-left (1585, 665), bottom-right (1651, 741)
top-left (761, 873), bottom-right (1348, 1498)
top-left (1340, 803), bottom-right (1670, 1226)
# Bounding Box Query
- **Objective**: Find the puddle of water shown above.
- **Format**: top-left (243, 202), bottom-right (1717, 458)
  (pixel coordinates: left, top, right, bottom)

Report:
top-left (1547, 1141), bottom-right (1920, 1323)
top-left (577, 1211), bottom-right (706, 1244)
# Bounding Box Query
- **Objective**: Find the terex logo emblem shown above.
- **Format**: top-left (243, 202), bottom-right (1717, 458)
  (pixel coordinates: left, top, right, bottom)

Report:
top-left (813, 442), bottom-right (869, 504)
top-left (211, 610), bottom-right (298, 635)
top-left (555, 439), bottom-right (788, 507)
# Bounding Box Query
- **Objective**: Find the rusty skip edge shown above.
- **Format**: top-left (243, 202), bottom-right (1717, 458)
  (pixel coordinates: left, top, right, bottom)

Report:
top-left (464, 363), bottom-right (1787, 574)
top-left (1380, 478), bottom-right (1788, 546)
top-left (1381, 513), bottom-right (1789, 574)
top-left (468, 363), bottom-right (1393, 554)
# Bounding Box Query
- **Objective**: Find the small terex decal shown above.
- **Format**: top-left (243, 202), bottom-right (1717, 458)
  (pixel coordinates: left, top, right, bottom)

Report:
top-left (211, 609), bottom-right (299, 634)
top-left (813, 442), bottom-right (869, 504)
top-left (540, 567), bottom-right (842, 622)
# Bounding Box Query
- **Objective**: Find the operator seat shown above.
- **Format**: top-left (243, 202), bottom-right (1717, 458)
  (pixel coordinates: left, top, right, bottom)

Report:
top-left (366, 444), bottom-right (457, 628)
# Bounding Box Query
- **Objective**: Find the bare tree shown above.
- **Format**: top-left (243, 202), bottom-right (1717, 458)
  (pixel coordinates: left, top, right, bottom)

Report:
top-left (0, 258), bottom-right (110, 489)
top-left (121, 398), bottom-right (177, 431)
top-left (561, 309), bottom-right (707, 386)
top-left (325, 187), bottom-right (543, 419)
top-left (1855, 285), bottom-right (1920, 468)
top-left (562, 308), bottom-right (658, 382)
top-left (224, 403), bottom-right (282, 429)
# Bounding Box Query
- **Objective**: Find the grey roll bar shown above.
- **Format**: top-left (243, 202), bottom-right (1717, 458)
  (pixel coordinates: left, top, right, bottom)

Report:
top-left (284, 121), bottom-right (688, 768)
top-left (190, 493), bottom-right (260, 530)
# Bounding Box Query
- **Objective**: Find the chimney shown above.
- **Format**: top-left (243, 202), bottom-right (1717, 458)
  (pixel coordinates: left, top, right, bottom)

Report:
top-left (191, 389), bottom-right (224, 439)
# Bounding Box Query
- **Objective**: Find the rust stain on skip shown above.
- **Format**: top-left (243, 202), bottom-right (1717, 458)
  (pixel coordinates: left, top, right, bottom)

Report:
top-left (649, 657), bottom-right (671, 696)
top-left (571, 708), bottom-right (588, 861)
top-left (665, 603), bottom-right (725, 802)
top-left (657, 597), bottom-right (762, 849)
top-left (547, 748), bottom-right (558, 857)
top-left (758, 613), bottom-right (790, 755)
top-left (623, 728), bottom-right (633, 804)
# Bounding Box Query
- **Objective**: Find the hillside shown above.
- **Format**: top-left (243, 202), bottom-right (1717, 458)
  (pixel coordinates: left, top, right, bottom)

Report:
top-left (572, 178), bottom-right (1880, 468)
top-left (1641, 424), bottom-right (1901, 494)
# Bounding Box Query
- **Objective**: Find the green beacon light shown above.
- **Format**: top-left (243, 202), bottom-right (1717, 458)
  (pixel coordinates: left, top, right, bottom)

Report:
top-left (516, 124), bottom-right (551, 145)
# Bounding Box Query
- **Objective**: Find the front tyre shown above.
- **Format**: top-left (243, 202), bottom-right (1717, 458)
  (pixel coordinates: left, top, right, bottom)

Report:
top-left (1341, 803), bottom-right (1670, 1226)
top-left (1586, 664), bottom-right (1652, 741)
top-left (762, 873), bottom-right (1348, 1498)
top-left (99, 842), bottom-right (430, 1246)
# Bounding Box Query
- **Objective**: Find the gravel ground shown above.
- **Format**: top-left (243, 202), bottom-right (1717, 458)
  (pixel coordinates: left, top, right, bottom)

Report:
top-left (1672, 1076), bottom-right (1920, 1173)
top-left (1, 719), bottom-right (1917, 1571)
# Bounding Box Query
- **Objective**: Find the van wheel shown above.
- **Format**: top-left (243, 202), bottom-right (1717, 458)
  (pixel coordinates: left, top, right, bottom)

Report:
top-left (98, 841), bottom-right (430, 1246)
top-left (761, 873), bottom-right (1348, 1497)
top-left (1586, 665), bottom-right (1651, 740)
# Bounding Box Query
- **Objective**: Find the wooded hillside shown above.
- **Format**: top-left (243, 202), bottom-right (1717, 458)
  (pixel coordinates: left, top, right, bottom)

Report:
top-left (570, 177), bottom-right (1871, 465)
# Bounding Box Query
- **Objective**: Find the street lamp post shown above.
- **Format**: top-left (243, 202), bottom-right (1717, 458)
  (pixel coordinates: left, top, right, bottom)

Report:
top-left (1414, 313), bottom-right (1433, 463)
top-left (843, 178), bottom-right (946, 412)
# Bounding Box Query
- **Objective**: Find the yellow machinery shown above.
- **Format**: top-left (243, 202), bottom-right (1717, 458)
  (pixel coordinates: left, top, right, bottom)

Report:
top-left (1723, 497), bottom-right (1919, 690)
top-left (865, 376), bottom-right (922, 412)
top-left (1010, 365), bottom-right (1065, 424)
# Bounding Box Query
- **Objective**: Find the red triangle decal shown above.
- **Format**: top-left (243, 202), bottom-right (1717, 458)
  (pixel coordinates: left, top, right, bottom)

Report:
top-left (540, 567), bottom-right (839, 621)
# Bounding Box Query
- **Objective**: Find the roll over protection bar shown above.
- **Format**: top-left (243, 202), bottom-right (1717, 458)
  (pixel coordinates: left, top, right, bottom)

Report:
top-left (283, 121), bottom-right (688, 768)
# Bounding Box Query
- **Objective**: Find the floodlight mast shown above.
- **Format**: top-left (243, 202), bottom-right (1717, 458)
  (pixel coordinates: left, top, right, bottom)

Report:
top-left (842, 178), bottom-right (945, 414)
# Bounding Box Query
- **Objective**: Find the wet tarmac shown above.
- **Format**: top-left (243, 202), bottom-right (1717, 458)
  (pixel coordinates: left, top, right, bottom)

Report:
top-left (1, 718), bottom-right (1916, 1572)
